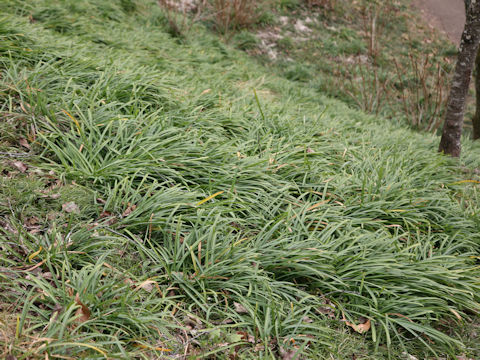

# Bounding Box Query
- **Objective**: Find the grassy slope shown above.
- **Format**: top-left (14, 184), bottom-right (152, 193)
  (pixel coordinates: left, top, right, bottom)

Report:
top-left (0, 0), bottom-right (479, 359)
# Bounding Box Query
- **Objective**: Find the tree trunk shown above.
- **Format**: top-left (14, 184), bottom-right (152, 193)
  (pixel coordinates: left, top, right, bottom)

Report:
top-left (472, 52), bottom-right (480, 139)
top-left (439, 2), bottom-right (480, 157)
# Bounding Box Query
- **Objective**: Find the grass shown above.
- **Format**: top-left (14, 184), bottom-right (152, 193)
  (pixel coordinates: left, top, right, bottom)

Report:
top-left (0, 0), bottom-right (480, 359)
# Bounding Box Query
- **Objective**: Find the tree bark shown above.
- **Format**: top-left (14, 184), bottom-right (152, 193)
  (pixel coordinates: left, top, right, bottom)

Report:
top-left (439, 2), bottom-right (480, 157)
top-left (472, 52), bottom-right (480, 139)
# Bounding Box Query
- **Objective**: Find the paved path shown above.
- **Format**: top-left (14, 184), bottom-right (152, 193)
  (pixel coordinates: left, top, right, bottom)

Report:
top-left (413, 0), bottom-right (465, 46)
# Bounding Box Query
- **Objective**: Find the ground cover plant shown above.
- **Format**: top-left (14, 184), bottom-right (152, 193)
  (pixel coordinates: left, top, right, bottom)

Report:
top-left (0, 0), bottom-right (480, 359)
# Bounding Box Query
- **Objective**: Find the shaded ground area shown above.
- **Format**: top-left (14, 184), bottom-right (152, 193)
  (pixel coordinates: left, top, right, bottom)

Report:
top-left (414, 0), bottom-right (465, 46)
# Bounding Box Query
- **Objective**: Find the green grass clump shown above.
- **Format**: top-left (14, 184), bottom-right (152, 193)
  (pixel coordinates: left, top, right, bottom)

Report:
top-left (0, 0), bottom-right (479, 359)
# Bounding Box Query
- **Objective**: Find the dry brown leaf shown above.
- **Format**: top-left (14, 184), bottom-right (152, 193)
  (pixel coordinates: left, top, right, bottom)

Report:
top-left (343, 315), bottom-right (371, 334)
top-left (135, 279), bottom-right (161, 294)
top-left (98, 211), bottom-right (117, 225)
top-left (124, 278), bottom-right (135, 287)
top-left (62, 202), bottom-right (80, 214)
top-left (138, 281), bottom-right (154, 292)
top-left (342, 313), bottom-right (370, 334)
top-left (278, 346), bottom-right (299, 360)
top-left (74, 293), bottom-right (91, 323)
top-left (302, 316), bottom-right (313, 323)
top-left (234, 302), bottom-right (248, 314)
top-left (122, 203), bottom-right (137, 218)
top-left (12, 161), bottom-right (27, 173)
top-left (254, 343), bottom-right (265, 352)
top-left (19, 138), bottom-right (31, 149)
top-left (316, 298), bottom-right (336, 319)
top-left (25, 216), bottom-right (40, 227)
top-left (24, 216), bottom-right (42, 234)
top-left (237, 331), bottom-right (255, 343)
top-left (39, 192), bottom-right (61, 200)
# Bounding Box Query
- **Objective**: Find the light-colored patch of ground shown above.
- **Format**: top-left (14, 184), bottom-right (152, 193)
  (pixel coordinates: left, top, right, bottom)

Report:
top-left (159, 0), bottom-right (200, 12)
top-left (294, 19), bottom-right (312, 33)
top-left (254, 12), bottom-right (317, 60)
top-left (0, 310), bottom-right (17, 358)
top-left (256, 28), bottom-right (284, 60)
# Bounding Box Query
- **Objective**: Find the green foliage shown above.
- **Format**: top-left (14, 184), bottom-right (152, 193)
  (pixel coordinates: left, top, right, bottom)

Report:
top-left (278, 0), bottom-right (302, 10)
top-left (277, 36), bottom-right (294, 51)
top-left (0, 0), bottom-right (479, 359)
top-left (283, 63), bottom-right (313, 82)
top-left (233, 31), bottom-right (259, 50)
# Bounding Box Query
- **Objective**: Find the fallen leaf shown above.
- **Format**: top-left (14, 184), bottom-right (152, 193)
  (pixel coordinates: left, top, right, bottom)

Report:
top-left (278, 346), bottom-right (299, 360)
top-left (456, 355), bottom-right (473, 360)
top-left (122, 203), bottom-right (137, 218)
top-left (74, 293), bottom-right (91, 323)
top-left (28, 246), bottom-right (43, 262)
top-left (62, 202), bottom-right (80, 214)
top-left (25, 216), bottom-right (40, 227)
top-left (254, 343), bottom-right (265, 352)
top-left (234, 302), bottom-right (248, 314)
top-left (137, 281), bottom-right (154, 292)
top-left (342, 313), bottom-right (371, 334)
top-left (47, 212), bottom-right (60, 221)
top-left (24, 217), bottom-right (42, 234)
top-left (302, 316), bottom-right (313, 323)
top-left (12, 161), bottom-right (27, 173)
top-left (135, 279), bottom-right (161, 294)
top-left (316, 298), bottom-right (336, 319)
top-left (39, 192), bottom-right (61, 199)
top-left (98, 211), bottom-right (117, 225)
top-left (19, 138), bottom-right (30, 149)
top-left (237, 331), bottom-right (255, 343)
top-left (124, 278), bottom-right (135, 287)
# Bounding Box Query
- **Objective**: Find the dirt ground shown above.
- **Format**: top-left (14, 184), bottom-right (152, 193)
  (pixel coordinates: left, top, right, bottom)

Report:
top-left (413, 0), bottom-right (465, 46)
